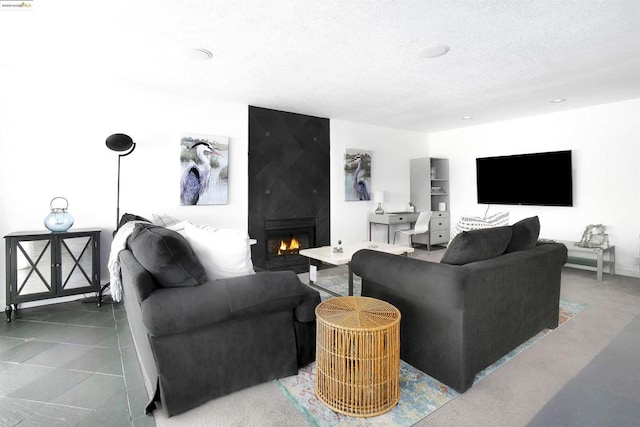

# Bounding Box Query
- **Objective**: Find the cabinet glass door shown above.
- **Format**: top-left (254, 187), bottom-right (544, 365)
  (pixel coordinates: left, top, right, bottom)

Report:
top-left (15, 239), bottom-right (53, 296)
top-left (59, 236), bottom-right (94, 291)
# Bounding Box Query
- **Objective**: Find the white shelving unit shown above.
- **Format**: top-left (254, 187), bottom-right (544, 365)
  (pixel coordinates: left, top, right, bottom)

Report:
top-left (410, 157), bottom-right (450, 246)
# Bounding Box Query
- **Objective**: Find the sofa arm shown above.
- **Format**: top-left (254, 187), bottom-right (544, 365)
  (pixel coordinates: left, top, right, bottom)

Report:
top-left (141, 270), bottom-right (320, 337)
top-left (120, 250), bottom-right (159, 303)
top-left (294, 286), bottom-right (321, 323)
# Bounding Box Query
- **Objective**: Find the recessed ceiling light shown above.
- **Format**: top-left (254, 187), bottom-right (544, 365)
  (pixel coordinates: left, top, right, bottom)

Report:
top-left (183, 48), bottom-right (213, 61)
top-left (419, 45), bottom-right (450, 58)
top-left (550, 98), bottom-right (566, 103)
top-left (461, 116), bottom-right (473, 120)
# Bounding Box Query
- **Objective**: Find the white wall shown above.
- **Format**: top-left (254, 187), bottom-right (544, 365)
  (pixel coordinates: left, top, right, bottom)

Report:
top-left (0, 77), bottom-right (430, 308)
top-left (330, 120), bottom-right (428, 244)
top-left (0, 76), bottom-right (249, 308)
top-left (428, 99), bottom-right (640, 277)
top-left (4, 76), bottom-right (632, 313)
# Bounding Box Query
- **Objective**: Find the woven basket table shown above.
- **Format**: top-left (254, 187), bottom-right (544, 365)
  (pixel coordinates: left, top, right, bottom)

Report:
top-left (315, 296), bottom-right (401, 417)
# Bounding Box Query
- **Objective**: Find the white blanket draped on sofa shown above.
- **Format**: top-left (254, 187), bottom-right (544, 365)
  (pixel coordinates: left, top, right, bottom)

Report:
top-left (108, 221), bottom-right (146, 302)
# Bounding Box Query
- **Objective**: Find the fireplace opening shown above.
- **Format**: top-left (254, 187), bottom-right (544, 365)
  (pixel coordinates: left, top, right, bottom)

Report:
top-left (265, 218), bottom-right (315, 271)
top-left (268, 232), bottom-right (308, 257)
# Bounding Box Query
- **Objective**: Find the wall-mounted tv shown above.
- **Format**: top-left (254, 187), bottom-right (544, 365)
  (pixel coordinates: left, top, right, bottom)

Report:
top-left (476, 150), bottom-right (573, 206)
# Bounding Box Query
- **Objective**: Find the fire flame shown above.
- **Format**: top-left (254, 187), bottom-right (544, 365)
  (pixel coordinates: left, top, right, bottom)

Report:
top-left (277, 237), bottom-right (300, 255)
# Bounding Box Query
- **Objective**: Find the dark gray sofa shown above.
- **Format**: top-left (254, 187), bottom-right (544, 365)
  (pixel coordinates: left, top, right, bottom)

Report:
top-left (118, 223), bottom-right (320, 416)
top-left (350, 216), bottom-right (567, 393)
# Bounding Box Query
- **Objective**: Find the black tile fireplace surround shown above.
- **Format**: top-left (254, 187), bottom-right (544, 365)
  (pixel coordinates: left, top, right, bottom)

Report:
top-left (248, 106), bottom-right (330, 272)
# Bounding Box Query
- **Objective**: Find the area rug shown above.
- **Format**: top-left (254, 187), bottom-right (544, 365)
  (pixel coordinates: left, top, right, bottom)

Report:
top-left (277, 295), bottom-right (588, 427)
top-left (310, 271), bottom-right (362, 300)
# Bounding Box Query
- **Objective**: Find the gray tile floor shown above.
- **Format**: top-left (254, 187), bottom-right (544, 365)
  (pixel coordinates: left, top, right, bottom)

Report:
top-left (0, 300), bottom-right (154, 427)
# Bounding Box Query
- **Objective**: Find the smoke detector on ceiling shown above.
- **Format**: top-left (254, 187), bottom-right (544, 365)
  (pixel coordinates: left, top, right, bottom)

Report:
top-left (419, 45), bottom-right (450, 58)
top-left (183, 48), bottom-right (213, 61)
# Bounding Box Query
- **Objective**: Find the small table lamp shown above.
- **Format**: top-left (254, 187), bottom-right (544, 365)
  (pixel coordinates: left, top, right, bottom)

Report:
top-left (374, 191), bottom-right (385, 215)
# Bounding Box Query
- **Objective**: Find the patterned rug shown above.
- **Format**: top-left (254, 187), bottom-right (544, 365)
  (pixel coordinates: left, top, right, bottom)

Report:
top-left (278, 273), bottom-right (588, 426)
top-left (309, 271), bottom-right (362, 301)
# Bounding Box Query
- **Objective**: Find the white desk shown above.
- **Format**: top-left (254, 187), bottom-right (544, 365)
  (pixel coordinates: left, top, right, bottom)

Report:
top-left (299, 242), bottom-right (414, 296)
top-left (368, 212), bottom-right (420, 243)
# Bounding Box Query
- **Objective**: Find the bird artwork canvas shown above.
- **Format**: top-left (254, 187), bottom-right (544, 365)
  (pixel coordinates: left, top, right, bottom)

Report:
top-left (180, 134), bottom-right (229, 205)
top-left (344, 149), bottom-right (371, 201)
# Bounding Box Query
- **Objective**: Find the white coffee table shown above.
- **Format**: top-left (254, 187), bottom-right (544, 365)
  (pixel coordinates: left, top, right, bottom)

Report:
top-left (299, 242), bottom-right (414, 296)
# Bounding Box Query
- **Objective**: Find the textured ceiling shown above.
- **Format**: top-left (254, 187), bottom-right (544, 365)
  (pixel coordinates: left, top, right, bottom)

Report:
top-left (1, 0), bottom-right (639, 132)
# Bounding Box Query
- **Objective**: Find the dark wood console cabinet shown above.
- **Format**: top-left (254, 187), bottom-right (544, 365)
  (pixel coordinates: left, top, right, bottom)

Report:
top-left (4, 228), bottom-right (101, 322)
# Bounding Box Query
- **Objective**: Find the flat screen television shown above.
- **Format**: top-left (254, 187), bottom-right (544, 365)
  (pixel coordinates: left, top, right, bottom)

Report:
top-left (476, 150), bottom-right (573, 206)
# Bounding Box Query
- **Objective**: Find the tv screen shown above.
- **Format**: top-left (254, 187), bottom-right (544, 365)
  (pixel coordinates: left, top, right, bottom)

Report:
top-left (476, 150), bottom-right (573, 206)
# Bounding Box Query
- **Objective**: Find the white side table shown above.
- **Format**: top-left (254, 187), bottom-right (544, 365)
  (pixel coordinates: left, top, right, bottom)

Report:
top-left (553, 239), bottom-right (615, 281)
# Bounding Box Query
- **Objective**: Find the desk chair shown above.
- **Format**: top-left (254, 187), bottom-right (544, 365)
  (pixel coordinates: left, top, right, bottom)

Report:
top-left (393, 211), bottom-right (432, 252)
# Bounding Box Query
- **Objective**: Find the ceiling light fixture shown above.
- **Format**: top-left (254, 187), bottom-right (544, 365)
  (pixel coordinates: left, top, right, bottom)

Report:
top-left (419, 45), bottom-right (450, 58)
top-left (183, 48), bottom-right (213, 61)
top-left (461, 116), bottom-right (473, 120)
top-left (550, 98), bottom-right (566, 103)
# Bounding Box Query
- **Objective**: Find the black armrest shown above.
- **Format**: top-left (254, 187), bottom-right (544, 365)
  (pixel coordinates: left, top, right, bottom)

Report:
top-left (141, 270), bottom-right (319, 337)
top-left (119, 250), bottom-right (158, 303)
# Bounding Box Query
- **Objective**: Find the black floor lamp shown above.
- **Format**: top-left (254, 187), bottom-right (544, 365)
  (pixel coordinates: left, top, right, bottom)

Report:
top-left (106, 133), bottom-right (137, 229)
top-left (86, 133), bottom-right (136, 306)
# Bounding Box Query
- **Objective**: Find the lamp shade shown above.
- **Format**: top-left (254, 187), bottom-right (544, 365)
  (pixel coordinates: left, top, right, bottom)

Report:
top-left (373, 191), bottom-right (385, 204)
top-left (106, 133), bottom-right (134, 152)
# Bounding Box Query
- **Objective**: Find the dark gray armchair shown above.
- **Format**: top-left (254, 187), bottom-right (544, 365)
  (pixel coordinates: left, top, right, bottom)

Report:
top-left (119, 223), bottom-right (320, 416)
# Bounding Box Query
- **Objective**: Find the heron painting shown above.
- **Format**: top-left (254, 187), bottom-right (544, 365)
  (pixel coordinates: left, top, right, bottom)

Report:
top-left (180, 134), bottom-right (229, 205)
top-left (344, 149), bottom-right (371, 201)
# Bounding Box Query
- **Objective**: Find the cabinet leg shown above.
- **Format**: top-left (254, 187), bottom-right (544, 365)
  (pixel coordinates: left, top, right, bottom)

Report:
top-left (5, 305), bottom-right (12, 322)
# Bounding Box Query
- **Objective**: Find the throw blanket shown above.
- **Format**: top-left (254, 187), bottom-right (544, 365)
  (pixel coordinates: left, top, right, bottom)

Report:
top-left (108, 221), bottom-right (146, 302)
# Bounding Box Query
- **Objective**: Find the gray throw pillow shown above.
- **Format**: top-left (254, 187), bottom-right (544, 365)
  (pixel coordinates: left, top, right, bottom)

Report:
top-left (441, 226), bottom-right (513, 265)
top-left (128, 223), bottom-right (206, 288)
top-left (505, 216), bottom-right (540, 253)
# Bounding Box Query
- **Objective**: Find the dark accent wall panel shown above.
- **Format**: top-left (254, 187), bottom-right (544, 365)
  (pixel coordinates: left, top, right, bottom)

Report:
top-left (248, 106), bottom-right (330, 270)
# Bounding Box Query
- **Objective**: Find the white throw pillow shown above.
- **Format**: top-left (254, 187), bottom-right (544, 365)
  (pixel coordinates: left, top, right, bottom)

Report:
top-left (166, 220), bottom-right (189, 236)
top-left (183, 222), bottom-right (256, 280)
top-left (451, 211), bottom-right (510, 241)
top-left (152, 213), bottom-right (182, 227)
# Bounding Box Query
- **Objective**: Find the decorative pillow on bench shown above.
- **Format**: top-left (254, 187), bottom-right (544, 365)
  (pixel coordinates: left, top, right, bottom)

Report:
top-left (451, 211), bottom-right (510, 241)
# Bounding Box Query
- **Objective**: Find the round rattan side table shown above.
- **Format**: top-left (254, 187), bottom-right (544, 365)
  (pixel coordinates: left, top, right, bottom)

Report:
top-left (314, 296), bottom-right (401, 417)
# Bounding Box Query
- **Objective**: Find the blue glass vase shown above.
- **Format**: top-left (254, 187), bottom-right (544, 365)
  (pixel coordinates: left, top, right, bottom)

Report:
top-left (44, 197), bottom-right (74, 232)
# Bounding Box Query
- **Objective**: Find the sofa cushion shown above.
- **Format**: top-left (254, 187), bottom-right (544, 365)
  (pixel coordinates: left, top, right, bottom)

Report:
top-left (505, 216), bottom-right (540, 253)
top-left (128, 223), bottom-right (206, 288)
top-left (441, 226), bottom-right (513, 265)
top-left (183, 222), bottom-right (256, 280)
